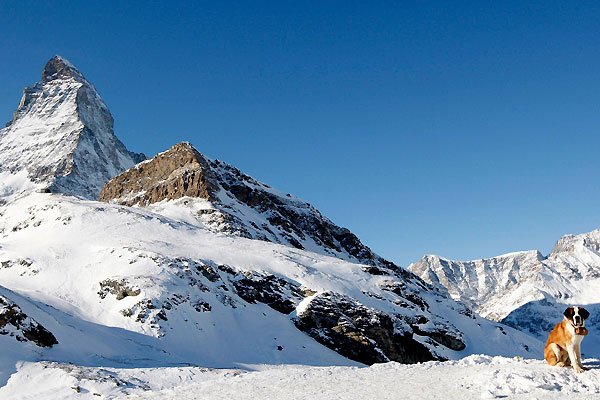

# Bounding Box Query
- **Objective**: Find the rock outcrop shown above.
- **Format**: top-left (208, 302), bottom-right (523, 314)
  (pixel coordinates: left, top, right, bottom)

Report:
top-left (99, 143), bottom-right (216, 205)
top-left (0, 295), bottom-right (57, 348)
top-left (232, 271), bottom-right (307, 314)
top-left (409, 251), bottom-right (548, 320)
top-left (294, 292), bottom-right (439, 364)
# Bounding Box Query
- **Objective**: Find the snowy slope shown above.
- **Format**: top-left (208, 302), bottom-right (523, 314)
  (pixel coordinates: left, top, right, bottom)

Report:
top-left (410, 231), bottom-right (600, 350)
top-left (0, 56), bottom-right (144, 199)
top-left (0, 192), bottom-right (541, 377)
top-left (2, 355), bottom-right (600, 399)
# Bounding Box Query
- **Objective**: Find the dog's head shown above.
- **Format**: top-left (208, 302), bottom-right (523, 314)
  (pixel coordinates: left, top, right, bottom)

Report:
top-left (564, 306), bottom-right (590, 328)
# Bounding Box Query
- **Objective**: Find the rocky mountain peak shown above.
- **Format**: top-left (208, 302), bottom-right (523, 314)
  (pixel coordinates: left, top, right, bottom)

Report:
top-left (42, 55), bottom-right (86, 84)
top-left (409, 250), bottom-right (550, 321)
top-left (410, 227), bottom-right (600, 341)
top-left (549, 230), bottom-right (600, 257)
top-left (99, 141), bottom-right (216, 205)
top-left (0, 56), bottom-right (145, 199)
top-left (100, 142), bottom-right (403, 270)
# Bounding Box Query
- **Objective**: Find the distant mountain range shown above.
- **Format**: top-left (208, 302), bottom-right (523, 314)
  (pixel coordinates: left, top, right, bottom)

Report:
top-left (410, 230), bottom-right (600, 354)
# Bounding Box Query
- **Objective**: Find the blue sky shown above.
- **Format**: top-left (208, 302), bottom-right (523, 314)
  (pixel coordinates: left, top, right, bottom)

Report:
top-left (1, 1), bottom-right (600, 266)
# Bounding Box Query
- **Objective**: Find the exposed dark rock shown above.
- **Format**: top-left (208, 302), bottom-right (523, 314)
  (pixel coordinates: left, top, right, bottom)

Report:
top-left (193, 301), bottom-right (211, 312)
top-left (0, 295), bottom-right (58, 347)
top-left (195, 263), bottom-right (221, 282)
top-left (294, 292), bottom-right (440, 365)
top-left (217, 264), bottom-right (237, 276)
top-left (361, 266), bottom-right (389, 275)
top-left (42, 55), bottom-right (86, 83)
top-left (380, 281), bottom-right (429, 311)
top-left (0, 258), bottom-right (38, 276)
top-left (233, 272), bottom-right (305, 314)
top-left (98, 279), bottom-right (141, 300)
top-left (410, 317), bottom-right (466, 351)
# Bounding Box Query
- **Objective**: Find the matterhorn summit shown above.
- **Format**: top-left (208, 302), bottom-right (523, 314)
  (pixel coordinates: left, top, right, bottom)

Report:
top-left (0, 55), bottom-right (144, 199)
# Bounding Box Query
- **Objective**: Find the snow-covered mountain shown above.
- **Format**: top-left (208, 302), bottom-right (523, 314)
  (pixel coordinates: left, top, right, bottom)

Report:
top-left (0, 192), bottom-right (539, 369)
top-left (410, 251), bottom-right (548, 321)
top-left (410, 230), bottom-right (600, 349)
top-left (0, 55), bottom-right (144, 199)
top-left (99, 141), bottom-right (397, 268)
top-left (0, 57), bottom-right (542, 393)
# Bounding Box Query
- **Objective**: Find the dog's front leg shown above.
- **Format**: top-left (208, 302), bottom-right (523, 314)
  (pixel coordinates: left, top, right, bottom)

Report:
top-left (575, 345), bottom-right (589, 371)
top-left (567, 345), bottom-right (584, 373)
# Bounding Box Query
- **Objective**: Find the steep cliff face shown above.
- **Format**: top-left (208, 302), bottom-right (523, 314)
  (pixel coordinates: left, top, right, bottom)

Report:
top-left (0, 56), bottom-right (144, 199)
top-left (99, 142), bottom-right (217, 205)
top-left (100, 142), bottom-right (397, 269)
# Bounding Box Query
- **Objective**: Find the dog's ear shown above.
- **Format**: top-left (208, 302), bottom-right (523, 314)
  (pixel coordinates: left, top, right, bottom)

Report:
top-left (564, 307), bottom-right (575, 319)
top-left (579, 307), bottom-right (590, 320)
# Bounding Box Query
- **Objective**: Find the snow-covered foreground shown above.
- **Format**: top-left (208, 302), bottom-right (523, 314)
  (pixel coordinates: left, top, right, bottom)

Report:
top-left (2, 355), bottom-right (600, 399)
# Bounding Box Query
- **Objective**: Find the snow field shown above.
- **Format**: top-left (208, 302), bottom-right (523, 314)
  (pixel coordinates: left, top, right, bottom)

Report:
top-left (2, 356), bottom-right (600, 399)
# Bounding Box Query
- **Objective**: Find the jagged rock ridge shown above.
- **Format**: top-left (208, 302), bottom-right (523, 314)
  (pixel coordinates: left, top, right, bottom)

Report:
top-left (100, 142), bottom-right (396, 269)
top-left (0, 55), bottom-right (144, 199)
top-left (410, 250), bottom-right (548, 321)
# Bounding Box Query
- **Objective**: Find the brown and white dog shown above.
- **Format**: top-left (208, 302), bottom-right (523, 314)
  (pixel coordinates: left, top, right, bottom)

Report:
top-left (544, 306), bottom-right (590, 373)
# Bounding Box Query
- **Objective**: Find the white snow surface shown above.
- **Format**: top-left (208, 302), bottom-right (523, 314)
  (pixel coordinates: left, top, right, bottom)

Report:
top-left (2, 355), bottom-right (600, 399)
top-left (410, 251), bottom-right (548, 321)
top-left (111, 142), bottom-right (394, 268)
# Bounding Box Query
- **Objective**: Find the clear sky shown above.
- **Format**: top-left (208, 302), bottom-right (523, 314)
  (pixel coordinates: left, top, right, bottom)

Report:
top-left (1, 1), bottom-right (599, 266)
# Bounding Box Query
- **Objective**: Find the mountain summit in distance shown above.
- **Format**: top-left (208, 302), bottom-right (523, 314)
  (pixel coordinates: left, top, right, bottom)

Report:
top-left (42, 55), bottom-right (87, 84)
top-left (0, 55), bottom-right (144, 199)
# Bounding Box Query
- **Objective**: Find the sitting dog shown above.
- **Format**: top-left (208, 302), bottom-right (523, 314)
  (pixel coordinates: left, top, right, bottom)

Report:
top-left (544, 306), bottom-right (590, 373)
